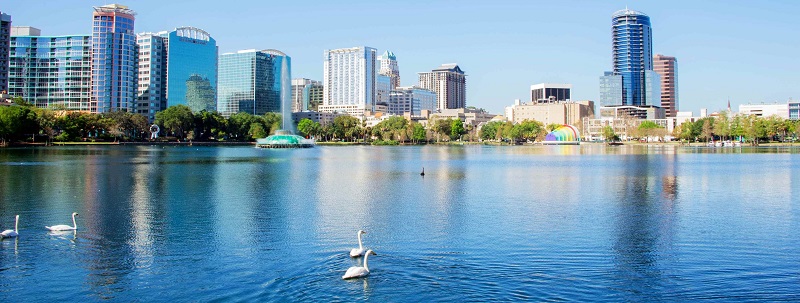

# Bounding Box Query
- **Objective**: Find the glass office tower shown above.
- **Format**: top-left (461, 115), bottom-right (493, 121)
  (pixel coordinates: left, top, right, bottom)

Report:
top-left (164, 27), bottom-right (217, 112)
top-left (611, 8), bottom-right (654, 106)
top-left (9, 34), bottom-right (92, 110)
top-left (91, 4), bottom-right (137, 113)
top-left (217, 49), bottom-right (290, 117)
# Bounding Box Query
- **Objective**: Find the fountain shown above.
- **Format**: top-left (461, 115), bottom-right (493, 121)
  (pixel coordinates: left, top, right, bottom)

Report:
top-left (256, 50), bottom-right (315, 148)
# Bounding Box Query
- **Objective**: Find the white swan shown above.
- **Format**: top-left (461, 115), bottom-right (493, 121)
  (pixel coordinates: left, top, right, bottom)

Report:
top-left (1, 215), bottom-right (19, 238)
top-left (350, 230), bottom-right (367, 257)
top-left (46, 212), bottom-right (78, 231)
top-left (342, 250), bottom-right (377, 279)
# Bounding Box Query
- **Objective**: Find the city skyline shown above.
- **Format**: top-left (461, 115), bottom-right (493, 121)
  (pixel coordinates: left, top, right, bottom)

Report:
top-left (3, 0), bottom-right (800, 115)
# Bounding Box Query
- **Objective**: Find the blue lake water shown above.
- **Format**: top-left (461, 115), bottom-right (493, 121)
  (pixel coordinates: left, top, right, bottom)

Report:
top-left (0, 145), bottom-right (798, 301)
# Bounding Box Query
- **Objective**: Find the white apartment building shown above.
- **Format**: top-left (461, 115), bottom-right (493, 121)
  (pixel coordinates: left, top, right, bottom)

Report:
top-left (320, 46), bottom-right (377, 117)
top-left (135, 33), bottom-right (167, 122)
top-left (739, 103), bottom-right (789, 119)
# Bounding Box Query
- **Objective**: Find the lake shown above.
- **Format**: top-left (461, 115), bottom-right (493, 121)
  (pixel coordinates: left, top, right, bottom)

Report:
top-left (0, 144), bottom-right (798, 301)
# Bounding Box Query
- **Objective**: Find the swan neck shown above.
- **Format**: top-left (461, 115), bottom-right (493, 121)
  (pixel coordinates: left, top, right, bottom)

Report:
top-left (357, 232), bottom-right (363, 250)
top-left (72, 214), bottom-right (77, 229)
top-left (363, 253), bottom-right (370, 271)
top-left (14, 215), bottom-right (18, 232)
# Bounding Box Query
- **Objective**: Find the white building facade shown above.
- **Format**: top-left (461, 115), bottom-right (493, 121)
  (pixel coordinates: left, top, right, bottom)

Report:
top-left (738, 103), bottom-right (789, 119)
top-left (320, 46), bottom-right (377, 117)
top-left (379, 50), bottom-right (400, 89)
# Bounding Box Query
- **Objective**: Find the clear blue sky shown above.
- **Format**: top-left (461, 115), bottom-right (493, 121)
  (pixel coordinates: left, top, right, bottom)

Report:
top-left (5, 0), bottom-right (799, 115)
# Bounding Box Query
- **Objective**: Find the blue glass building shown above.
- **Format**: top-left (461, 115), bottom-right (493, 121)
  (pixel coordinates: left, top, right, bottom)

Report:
top-left (217, 49), bottom-right (290, 117)
top-left (603, 8), bottom-right (659, 106)
top-left (9, 33), bottom-right (92, 110)
top-left (164, 27), bottom-right (217, 112)
top-left (91, 4), bottom-right (137, 113)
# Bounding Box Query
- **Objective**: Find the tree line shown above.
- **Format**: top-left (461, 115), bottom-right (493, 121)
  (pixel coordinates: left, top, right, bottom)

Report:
top-left (672, 112), bottom-right (799, 145)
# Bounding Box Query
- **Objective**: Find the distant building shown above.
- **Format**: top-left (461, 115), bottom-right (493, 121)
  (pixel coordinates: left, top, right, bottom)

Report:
top-left (789, 100), bottom-right (799, 120)
top-left (91, 4), bottom-right (138, 113)
top-left (321, 46), bottom-right (377, 117)
top-left (601, 8), bottom-right (660, 107)
top-left (388, 86), bottom-right (437, 116)
top-left (292, 110), bottom-right (341, 126)
top-left (379, 50), bottom-right (400, 89)
top-left (654, 54), bottom-right (678, 117)
top-left (418, 63), bottom-right (466, 110)
top-left (530, 83), bottom-right (571, 103)
top-left (0, 11), bottom-right (10, 93)
top-left (218, 49), bottom-right (290, 117)
top-left (505, 99), bottom-right (595, 127)
top-left (739, 103), bottom-right (789, 119)
top-left (9, 29), bottom-right (92, 110)
top-left (135, 33), bottom-right (166, 121)
top-left (429, 107), bottom-right (497, 128)
top-left (291, 78), bottom-right (323, 112)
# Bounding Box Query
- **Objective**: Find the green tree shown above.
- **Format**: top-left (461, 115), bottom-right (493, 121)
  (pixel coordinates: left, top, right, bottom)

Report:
top-left (601, 125), bottom-right (618, 142)
top-left (297, 118), bottom-right (320, 138)
top-left (226, 112), bottom-right (260, 140)
top-left (0, 106), bottom-right (39, 143)
top-left (516, 120), bottom-right (545, 142)
top-left (450, 119), bottom-right (465, 140)
top-left (155, 105), bottom-right (195, 140)
top-left (479, 121), bottom-right (504, 141)
top-left (333, 115), bottom-right (361, 141)
top-left (714, 111), bottom-right (731, 141)
top-left (411, 122), bottom-right (426, 143)
top-left (546, 123), bottom-right (561, 132)
top-left (263, 112), bottom-right (282, 134)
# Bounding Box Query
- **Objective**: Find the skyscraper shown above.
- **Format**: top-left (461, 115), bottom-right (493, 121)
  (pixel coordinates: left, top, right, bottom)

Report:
top-left (136, 26), bottom-right (217, 120)
top-left (0, 11), bottom-right (11, 93)
top-left (91, 4), bottom-right (137, 113)
top-left (654, 54), bottom-right (678, 117)
top-left (320, 46), bottom-right (377, 116)
top-left (217, 49), bottom-right (290, 117)
top-left (600, 8), bottom-right (659, 106)
top-left (388, 86), bottom-right (437, 116)
top-left (379, 50), bottom-right (400, 89)
top-left (418, 63), bottom-right (466, 110)
top-left (9, 28), bottom-right (92, 110)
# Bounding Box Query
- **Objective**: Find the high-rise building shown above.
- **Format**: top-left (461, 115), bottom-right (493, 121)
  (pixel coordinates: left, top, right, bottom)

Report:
top-left (418, 63), bottom-right (466, 110)
top-left (91, 4), bottom-right (137, 113)
top-left (1, 12), bottom-right (11, 93)
top-left (654, 54), bottom-right (678, 117)
top-left (136, 27), bottom-right (217, 120)
top-left (9, 28), bottom-right (92, 110)
top-left (531, 83), bottom-right (571, 103)
top-left (599, 71), bottom-right (622, 107)
top-left (291, 78), bottom-right (323, 112)
top-left (320, 46), bottom-right (377, 116)
top-left (379, 50), bottom-right (400, 89)
top-left (217, 49), bottom-right (290, 117)
top-left (388, 86), bottom-right (437, 116)
top-left (136, 33), bottom-right (166, 121)
top-left (601, 8), bottom-right (659, 107)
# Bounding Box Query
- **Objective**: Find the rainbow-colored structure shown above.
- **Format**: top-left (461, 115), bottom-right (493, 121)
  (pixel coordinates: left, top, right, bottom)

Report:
top-left (543, 124), bottom-right (580, 145)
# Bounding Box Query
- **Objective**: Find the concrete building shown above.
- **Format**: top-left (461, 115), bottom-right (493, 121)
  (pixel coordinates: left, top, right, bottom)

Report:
top-left (600, 8), bottom-right (660, 107)
top-left (320, 46), bottom-right (377, 117)
top-left (291, 78), bottom-right (323, 112)
top-left (1, 11), bottom-right (12, 93)
top-left (379, 50), bottom-right (400, 89)
top-left (91, 4), bottom-right (138, 113)
top-left (600, 105), bottom-right (665, 119)
top-left (654, 54), bottom-right (678, 117)
top-left (217, 49), bottom-right (290, 117)
top-left (418, 63), bottom-right (466, 110)
top-left (9, 28), bottom-right (92, 110)
top-left (738, 103), bottom-right (789, 119)
top-left (135, 33), bottom-right (166, 121)
top-left (10, 26), bottom-right (39, 37)
top-left (505, 99), bottom-right (595, 127)
top-left (531, 83), bottom-right (571, 103)
top-left (388, 86), bottom-right (437, 116)
top-left (292, 110), bottom-right (340, 126)
top-left (429, 107), bottom-right (497, 128)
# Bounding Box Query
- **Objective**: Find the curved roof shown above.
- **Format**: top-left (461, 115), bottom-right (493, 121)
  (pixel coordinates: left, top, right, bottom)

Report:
top-left (261, 49), bottom-right (288, 56)
top-left (544, 125), bottom-right (580, 142)
top-left (612, 8), bottom-right (648, 18)
top-left (174, 26), bottom-right (212, 41)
